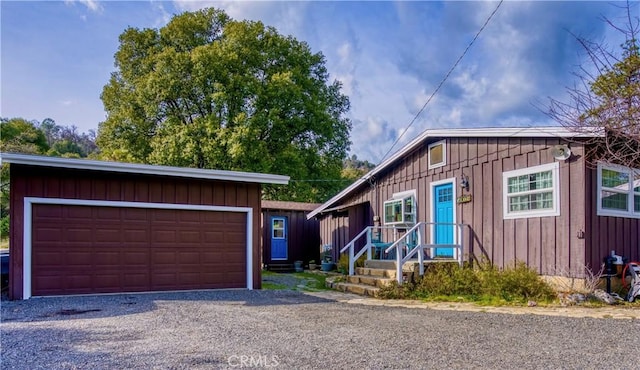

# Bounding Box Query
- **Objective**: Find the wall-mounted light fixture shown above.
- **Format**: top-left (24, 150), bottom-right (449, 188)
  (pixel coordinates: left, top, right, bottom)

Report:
top-left (460, 173), bottom-right (470, 191)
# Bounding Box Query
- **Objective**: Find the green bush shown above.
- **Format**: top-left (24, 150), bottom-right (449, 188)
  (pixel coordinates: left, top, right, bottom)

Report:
top-left (337, 253), bottom-right (366, 274)
top-left (415, 263), bottom-right (482, 297)
top-left (379, 261), bottom-right (557, 304)
top-left (0, 216), bottom-right (8, 240)
top-left (496, 262), bottom-right (556, 301)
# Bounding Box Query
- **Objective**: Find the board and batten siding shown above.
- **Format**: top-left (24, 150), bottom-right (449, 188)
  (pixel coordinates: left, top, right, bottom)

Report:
top-left (318, 137), bottom-right (589, 276)
top-left (9, 164), bottom-right (263, 299)
top-left (262, 208), bottom-right (320, 264)
top-left (585, 167), bottom-right (640, 270)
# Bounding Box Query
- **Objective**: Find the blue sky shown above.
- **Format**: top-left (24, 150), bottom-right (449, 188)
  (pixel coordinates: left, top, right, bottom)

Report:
top-left (0, 1), bottom-right (633, 163)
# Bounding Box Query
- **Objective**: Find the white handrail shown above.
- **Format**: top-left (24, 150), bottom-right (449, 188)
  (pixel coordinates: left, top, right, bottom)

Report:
top-left (384, 222), bottom-right (467, 284)
top-left (339, 222), bottom-right (467, 282)
top-left (341, 225), bottom-right (397, 276)
top-left (384, 223), bottom-right (424, 284)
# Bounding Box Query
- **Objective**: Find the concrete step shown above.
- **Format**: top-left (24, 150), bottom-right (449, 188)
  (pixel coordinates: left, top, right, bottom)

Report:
top-left (364, 260), bottom-right (396, 270)
top-left (331, 282), bottom-right (380, 297)
top-left (346, 275), bottom-right (394, 288)
top-left (267, 263), bottom-right (294, 273)
top-left (364, 259), bottom-right (423, 272)
top-left (356, 267), bottom-right (396, 279)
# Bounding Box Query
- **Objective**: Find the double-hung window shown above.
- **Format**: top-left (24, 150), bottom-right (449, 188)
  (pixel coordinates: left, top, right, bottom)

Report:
top-left (384, 190), bottom-right (416, 225)
top-left (503, 162), bottom-right (560, 219)
top-left (597, 163), bottom-right (640, 218)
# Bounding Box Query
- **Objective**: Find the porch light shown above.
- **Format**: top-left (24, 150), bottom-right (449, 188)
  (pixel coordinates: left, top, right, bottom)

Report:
top-left (460, 174), bottom-right (470, 191)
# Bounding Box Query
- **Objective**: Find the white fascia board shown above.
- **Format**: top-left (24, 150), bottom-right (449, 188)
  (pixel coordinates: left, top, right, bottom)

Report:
top-left (307, 126), bottom-right (601, 219)
top-left (423, 126), bottom-right (603, 138)
top-left (0, 153), bottom-right (289, 185)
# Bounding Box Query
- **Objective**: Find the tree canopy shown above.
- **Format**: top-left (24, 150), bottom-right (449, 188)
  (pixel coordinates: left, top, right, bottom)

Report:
top-left (0, 118), bottom-right (49, 154)
top-left (98, 8), bottom-right (352, 202)
top-left (0, 117), bottom-right (99, 239)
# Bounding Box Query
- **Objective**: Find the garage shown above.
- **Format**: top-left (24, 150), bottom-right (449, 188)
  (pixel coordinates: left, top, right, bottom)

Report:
top-left (2, 153), bottom-right (289, 299)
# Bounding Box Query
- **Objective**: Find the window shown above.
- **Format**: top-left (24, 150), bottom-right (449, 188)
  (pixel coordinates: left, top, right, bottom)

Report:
top-left (502, 162), bottom-right (559, 219)
top-left (597, 163), bottom-right (640, 218)
top-left (272, 218), bottom-right (285, 238)
top-left (428, 140), bottom-right (446, 169)
top-left (383, 190), bottom-right (416, 225)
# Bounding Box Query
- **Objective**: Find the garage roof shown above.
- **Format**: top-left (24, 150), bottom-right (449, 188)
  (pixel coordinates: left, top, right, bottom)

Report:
top-left (0, 153), bottom-right (289, 185)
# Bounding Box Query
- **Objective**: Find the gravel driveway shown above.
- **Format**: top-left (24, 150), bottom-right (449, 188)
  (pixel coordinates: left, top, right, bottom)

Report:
top-left (2, 288), bottom-right (639, 370)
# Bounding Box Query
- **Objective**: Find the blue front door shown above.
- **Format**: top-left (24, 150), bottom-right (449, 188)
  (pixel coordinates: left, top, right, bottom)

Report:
top-left (271, 217), bottom-right (287, 260)
top-left (434, 183), bottom-right (454, 258)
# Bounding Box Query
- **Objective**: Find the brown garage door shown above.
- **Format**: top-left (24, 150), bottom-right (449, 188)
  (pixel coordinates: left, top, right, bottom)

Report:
top-left (31, 204), bottom-right (247, 296)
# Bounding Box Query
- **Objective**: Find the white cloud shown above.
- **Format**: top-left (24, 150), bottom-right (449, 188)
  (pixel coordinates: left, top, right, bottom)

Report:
top-left (64, 0), bottom-right (103, 13)
top-left (172, 0), bottom-right (308, 36)
top-left (337, 42), bottom-right (351, 64)
top-left (151, 1), bottom-right (172, 27)
top-left (332, 42), bottom-right (358, 97)
top-left (365, 117), bottom-right (384, 137)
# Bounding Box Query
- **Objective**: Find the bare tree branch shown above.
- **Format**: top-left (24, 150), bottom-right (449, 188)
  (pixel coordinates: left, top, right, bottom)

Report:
top-left (544, 1), bottom-right (640, 168)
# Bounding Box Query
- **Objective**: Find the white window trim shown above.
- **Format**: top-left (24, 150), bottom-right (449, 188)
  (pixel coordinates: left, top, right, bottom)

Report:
top-left (428, 140), bottom-right (446, 169)
top-left (502, 162), bottom-right (560, 220)
top-left (383, 189), bottom-right (417, 225)
top-left (597, 162), bottom-right (640, 219)
top-left (23, 197), bottom-right (254, 300)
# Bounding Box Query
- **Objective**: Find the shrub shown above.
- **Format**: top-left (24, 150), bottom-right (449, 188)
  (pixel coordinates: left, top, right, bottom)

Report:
top-left (0, 216), bottom-right (8, 239)
top-left (415, 263), bottom-right (482, 297)
top-left (337, 253), bottom-right (366, 274)
top-left (378, 280), bottom-right (414, 299)
top-left (497, 262), bottom-right (556, 301)
top-left (379, 261), bottom-right (556, 304)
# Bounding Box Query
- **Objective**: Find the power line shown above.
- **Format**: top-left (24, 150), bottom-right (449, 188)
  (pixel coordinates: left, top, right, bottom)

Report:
top-left (378, 0), bottom-right (504, 164)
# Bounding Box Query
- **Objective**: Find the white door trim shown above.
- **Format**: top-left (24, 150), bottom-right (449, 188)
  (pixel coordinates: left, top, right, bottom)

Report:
top-left (23, 197), bottom-right (254, 299)
top-left (428, 177), bottom-right (457, 259)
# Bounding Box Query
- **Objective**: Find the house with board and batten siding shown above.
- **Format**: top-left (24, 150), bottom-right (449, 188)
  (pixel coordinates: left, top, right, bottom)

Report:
top-left (308, 127), bottom-right (640, 282)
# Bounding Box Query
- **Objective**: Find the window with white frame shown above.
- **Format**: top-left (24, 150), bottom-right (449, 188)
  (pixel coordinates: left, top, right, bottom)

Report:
top-left (502, 162), bottom-right (560, 219)
top-left (597, 163), bottom-right (640, 218)
top-left (428, 140), bottom-right (446, 169)
top-left (383, 190), bottom-right (416, 225)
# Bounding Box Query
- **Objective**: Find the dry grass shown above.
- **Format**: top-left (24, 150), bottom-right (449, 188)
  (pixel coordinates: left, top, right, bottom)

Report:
top-left (543, 264), bottom-right (605, 294)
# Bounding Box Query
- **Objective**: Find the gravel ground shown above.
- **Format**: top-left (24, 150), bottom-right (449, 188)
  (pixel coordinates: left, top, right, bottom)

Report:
top-left (2, 285), bottom-right (640, 369)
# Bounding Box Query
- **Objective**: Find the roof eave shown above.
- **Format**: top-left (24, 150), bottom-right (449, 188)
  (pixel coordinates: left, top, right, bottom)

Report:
top-left (307, 126), bottom-right (603, 218)
top-left (0, 153), bottom-right (290, 185)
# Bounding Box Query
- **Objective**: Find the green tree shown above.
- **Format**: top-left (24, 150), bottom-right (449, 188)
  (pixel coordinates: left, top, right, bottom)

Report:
top-left (547, 2), bottom-right (639, 167)
top-left (0, 117), bottom-right (50, 240)
top-left (342, 154), bottom-right (375, 183)
top-left (45, 124), bottom-right (98, 158)
top-left (0, 117), bottom-right (49, 154)
top-left (0, 118), bottom-right (99, 240)
top-left (97, 8), bottom-right (351, 202)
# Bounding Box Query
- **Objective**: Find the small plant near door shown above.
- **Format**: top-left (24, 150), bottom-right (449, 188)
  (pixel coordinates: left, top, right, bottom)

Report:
top-left (308, 260), bottom-right (317, 270)
top-left (321, 245), bottom-right (334, 271)
top-left (337, 253), bottom-right (366, 274)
